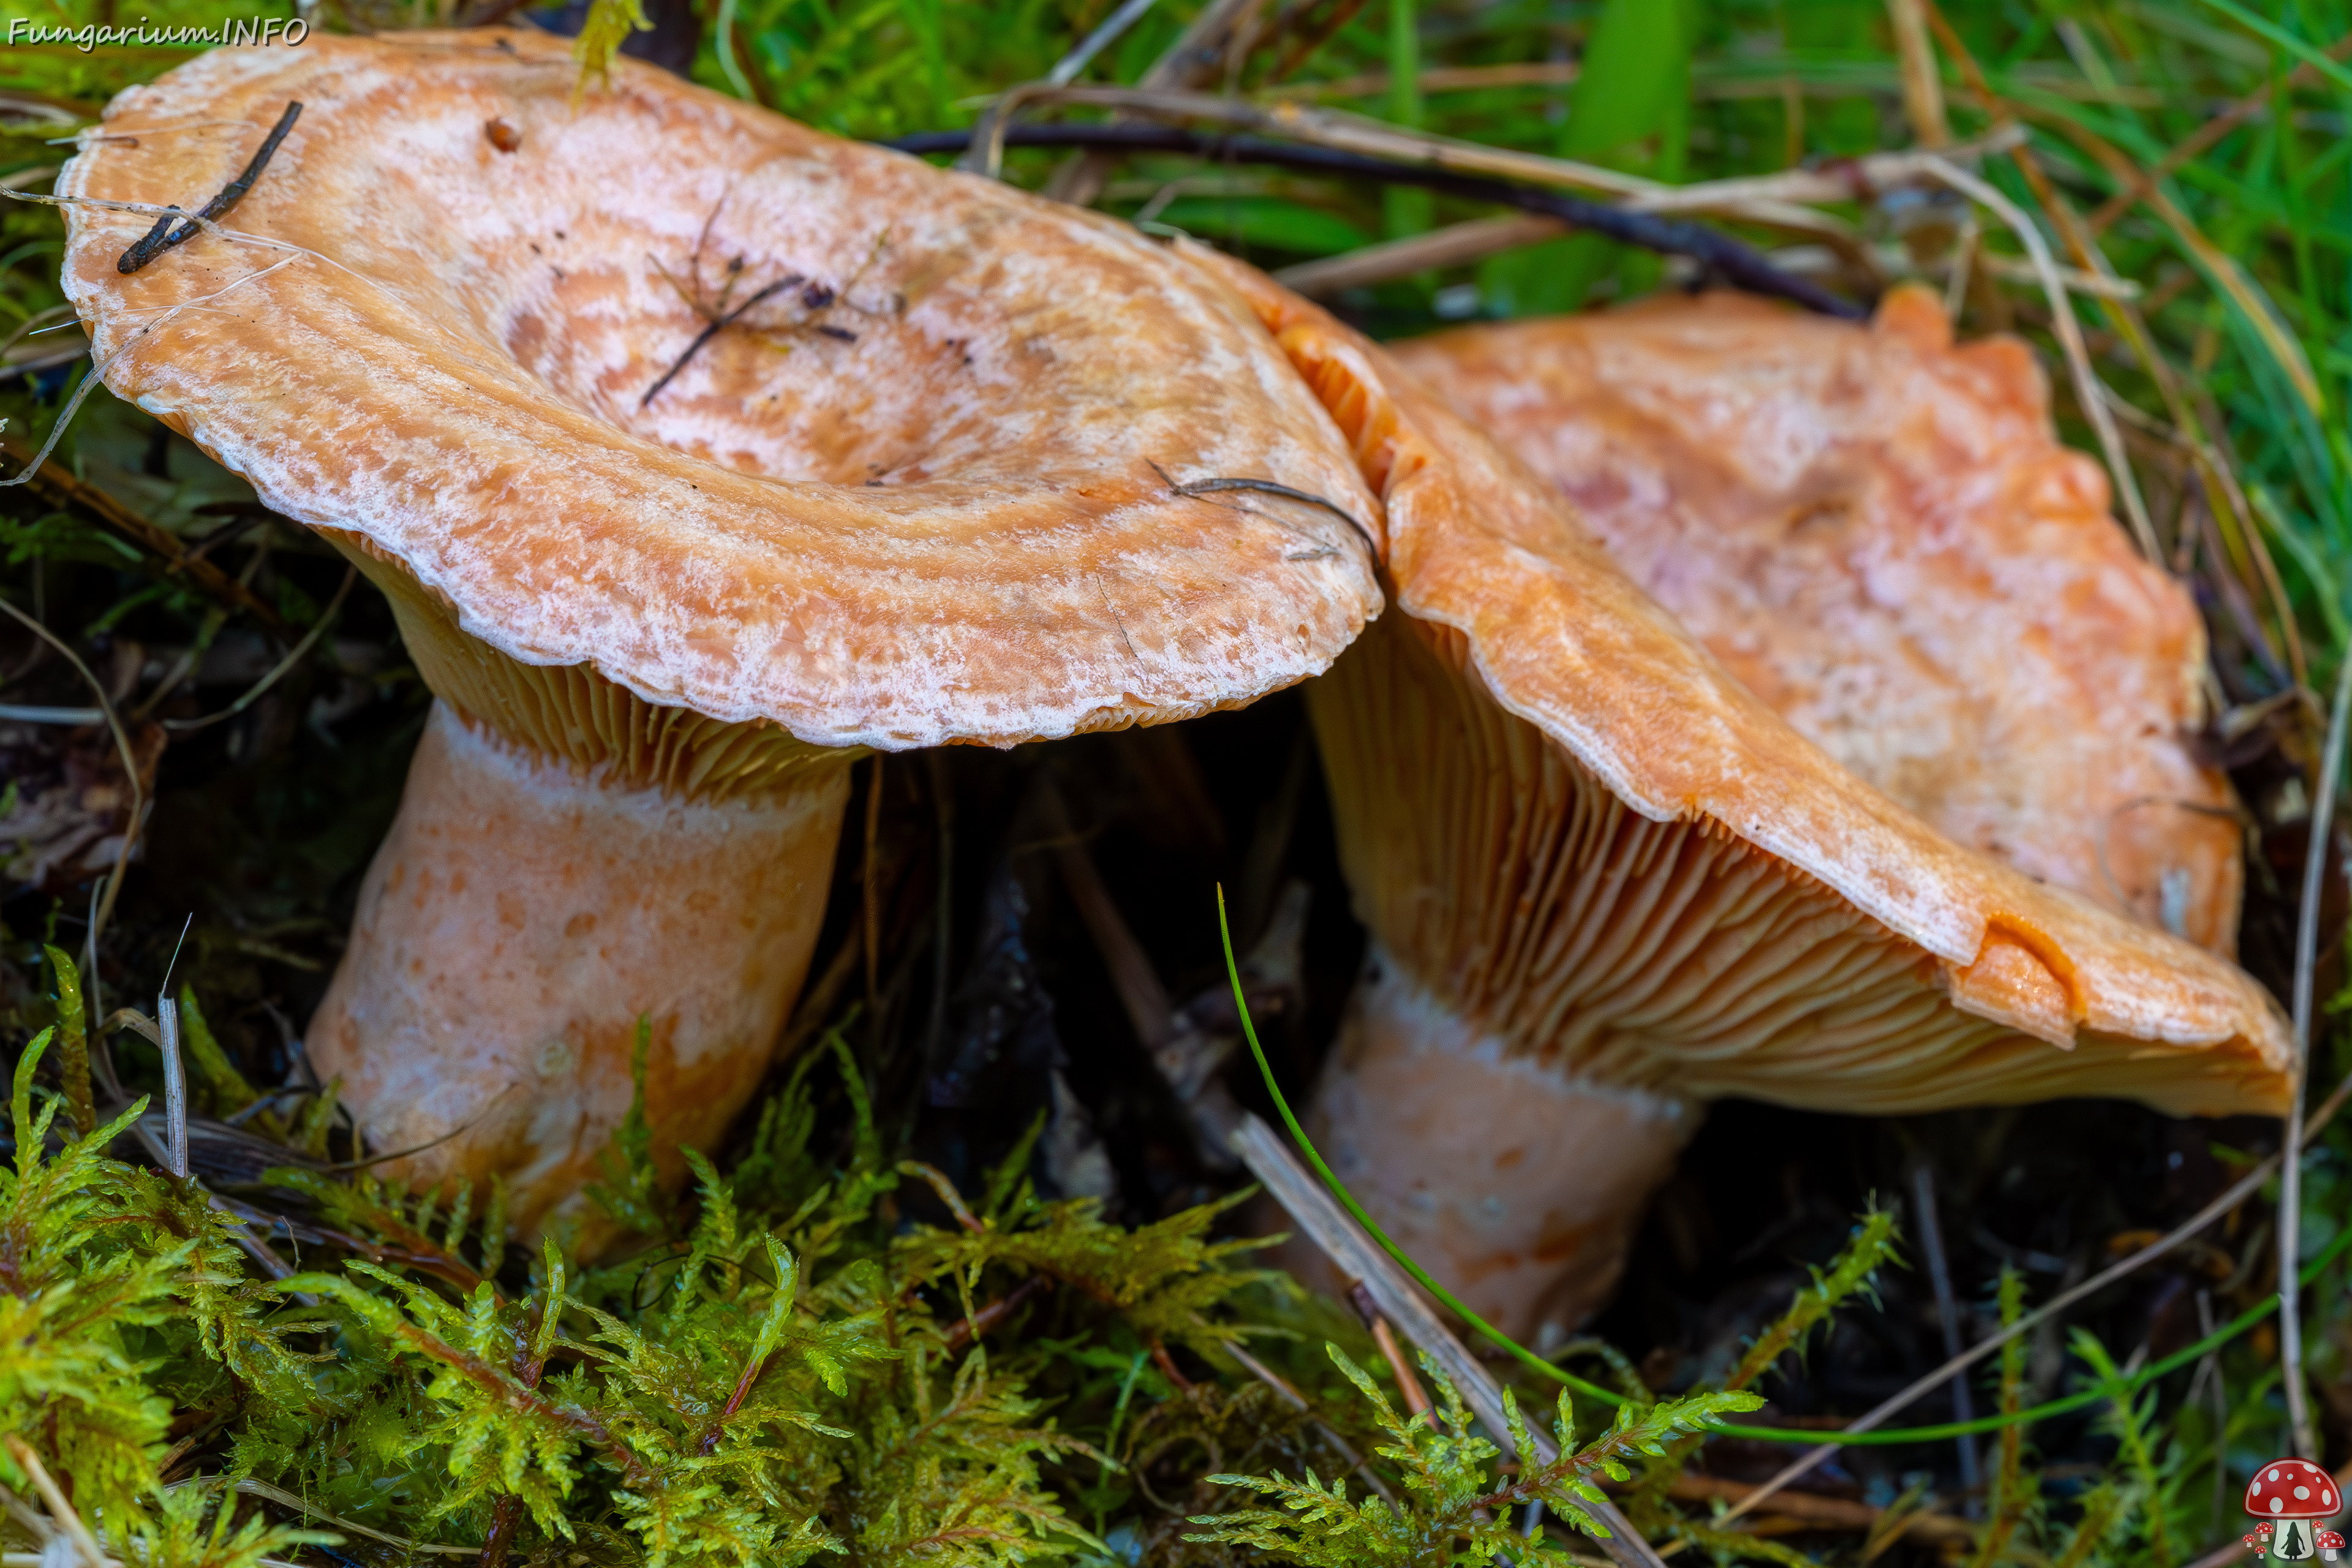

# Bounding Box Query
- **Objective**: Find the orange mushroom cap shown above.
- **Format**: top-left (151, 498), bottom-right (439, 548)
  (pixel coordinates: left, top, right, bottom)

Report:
top-left (1176, 243), bottom-right (2290, 1332)
top-left (1190, 246), bottom-right (2287, 1109)
top-left (1393, 287), bottom-right (2240, 952)
top-left (55, 31), bottom-right (1382, 753)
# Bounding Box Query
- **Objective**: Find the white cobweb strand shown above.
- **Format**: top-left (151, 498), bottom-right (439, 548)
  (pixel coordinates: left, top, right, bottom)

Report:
top-left (51, 116), bottom-right (266, 151)
top-left (0, 187), bottom-right (314, 488)
top-left (16, 186), bottom-right (515, 363)
top-left (0, 251), bottom-right (301, 489)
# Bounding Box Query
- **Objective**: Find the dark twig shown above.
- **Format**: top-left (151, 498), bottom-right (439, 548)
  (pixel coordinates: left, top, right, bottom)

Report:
top-left (1151, 466), bottom-right (1376, 554)
top-left (117, 102), bottom-right (302, 274)
top-left (883, 123), bottom-right (1868, 320)
top-left (0, 428), bottom-right (292, 638)
top-left (1038, 779), bottom-right (1300, 1172)
top-left (941, 1273), bottom-right (1051, 1355)
top-left (1149, 1336), bottom-right (1194, 1393)
top-left (1348, 1281), bottom-right (1431, 1424)
top-left (309, 1097), bottom-right (513, 1172)
top-left (307, 1223), bottom-right (488, 1297)
top-left (1909, 1164), bottom-right (1980, 1501)
top-left (640, 274), bottom-right (800, 408)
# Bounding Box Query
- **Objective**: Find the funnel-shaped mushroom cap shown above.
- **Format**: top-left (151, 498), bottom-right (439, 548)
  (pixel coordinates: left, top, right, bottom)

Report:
top-left (1185, 244), bottom-right (2287, 1112)
top-left (55, 31), bottom-right (1382, 750)
top-left (48, 37), bottom-right (1382, 1238)
top-left (1393, 288), bottom-right (2239, 952)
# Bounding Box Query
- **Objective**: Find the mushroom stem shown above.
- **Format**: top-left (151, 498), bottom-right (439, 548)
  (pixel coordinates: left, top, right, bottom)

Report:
top-left (1298, 954), bottom-right (1695, 1341)
top-left (307, 702), bottom-right (851, 1238)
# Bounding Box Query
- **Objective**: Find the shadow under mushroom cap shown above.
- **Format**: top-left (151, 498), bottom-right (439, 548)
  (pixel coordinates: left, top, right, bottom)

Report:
top-left (56, 31), bottom-right (1382, 752)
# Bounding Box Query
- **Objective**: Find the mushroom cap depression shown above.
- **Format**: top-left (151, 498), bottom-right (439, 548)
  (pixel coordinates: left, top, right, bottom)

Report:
top-left (54, 31), bottom-right (1382, 753)
top-left (1182, 245), bottom-right (2290, 1118)
top-left (1394, 288), bottom-right (2241, 952)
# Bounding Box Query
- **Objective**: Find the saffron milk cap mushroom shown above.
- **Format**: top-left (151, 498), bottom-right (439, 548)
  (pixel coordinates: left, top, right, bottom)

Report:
top-left (1175, 245), bottom-right (2291, 1338)
top-left (1393, 287), bottom-right (2242, 952)
top-left (56, 34), bottom-right (1381, 1235)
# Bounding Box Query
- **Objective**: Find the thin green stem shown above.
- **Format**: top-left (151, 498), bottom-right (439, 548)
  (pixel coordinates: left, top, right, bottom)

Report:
top-left (1216, 886), bottom-right (2352, 1448)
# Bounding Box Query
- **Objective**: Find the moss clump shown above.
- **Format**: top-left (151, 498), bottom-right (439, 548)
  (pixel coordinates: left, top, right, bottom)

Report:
top-left (0, 962), bottom-right (1426, 1567)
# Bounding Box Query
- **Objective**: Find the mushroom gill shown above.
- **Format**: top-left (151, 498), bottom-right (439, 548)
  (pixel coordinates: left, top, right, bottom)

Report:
top-left (1393, 287), bottom-right (2242, 954)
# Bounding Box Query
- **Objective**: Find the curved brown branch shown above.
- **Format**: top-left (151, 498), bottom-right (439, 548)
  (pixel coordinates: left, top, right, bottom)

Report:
top-left (940, 1273), bottom-right (1049, 1355)
top-left (0, 428), bottom-right (292, 638)
top-left (387, 1320), bottom-right (651, 1488)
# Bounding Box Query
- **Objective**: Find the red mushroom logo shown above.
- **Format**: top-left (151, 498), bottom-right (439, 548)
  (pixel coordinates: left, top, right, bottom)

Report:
top-left (2247, 1461), bottom-right (2340, 1561)
top-left (2318, 1531), bottom-right (2345, 1562)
